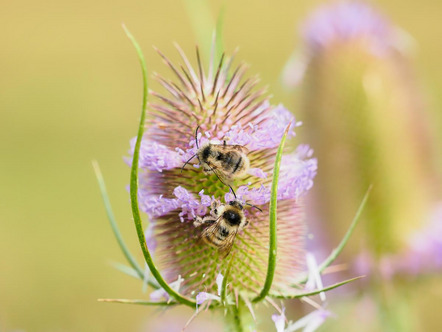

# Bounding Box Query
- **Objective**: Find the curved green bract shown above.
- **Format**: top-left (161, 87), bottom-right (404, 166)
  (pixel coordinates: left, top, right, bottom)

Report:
top-left (318, 186), bottom-right (372, 273)
top-left (98, 298), bottom-right (175, 306)
top-left (252, 123), bottom-right (291, 303)
top-left (183, 0), bottom-right (214, 59)
top-left (93, 160), bottom-right (161, 288)
top-left (123, 24), bottom-right (196, 307)
top-left (294, 186), bottom-right (372, 285)
top-left (271, 276), bottom-right (364, 299)
top-left (215, 5), bottom-right (225, 62)
top-left (221, 254), bottom-right (235, 304)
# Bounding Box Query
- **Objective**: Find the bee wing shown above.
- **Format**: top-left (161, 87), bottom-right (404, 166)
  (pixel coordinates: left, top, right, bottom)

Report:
top-left (200, 218), bottom-right (238, 258)
top-left (200, 216), bottom-right (223, 240)
top-left (221, 144), bottom-right (249, 154)
top-left (218, 227), bottom-right (239, 259)
top-left (210, 165), bottom-right (234, 185)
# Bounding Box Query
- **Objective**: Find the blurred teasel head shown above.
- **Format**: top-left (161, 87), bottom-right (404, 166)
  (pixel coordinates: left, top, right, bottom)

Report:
top-left (129, 46), bottom-right (317, 297)
top-left (284, 1), bottom-right (439, 257)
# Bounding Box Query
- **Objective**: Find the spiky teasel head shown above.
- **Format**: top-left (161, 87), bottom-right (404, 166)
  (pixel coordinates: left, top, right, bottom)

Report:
top-left (129, 46), bottom-right (317, 298)
top-left (284, 1), bottom-right (438, 257)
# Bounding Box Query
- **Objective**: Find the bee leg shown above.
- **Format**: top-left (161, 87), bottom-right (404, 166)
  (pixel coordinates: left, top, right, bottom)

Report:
top-left (210, 200), bottom-right (219, 210)
top-left (204, 219), bottom-right (216, 225)
top-left (194, 215), bottom-right (216, 227)
top-left (210, 200), bottom-right (220, 217)
top-left (193, 216), bottom-right (204, 227)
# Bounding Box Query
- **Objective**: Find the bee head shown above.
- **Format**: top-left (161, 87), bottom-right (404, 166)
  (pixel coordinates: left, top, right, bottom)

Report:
top-left (228, 200), bottom-right (244, 210)
top-left (201, 144), bottom-right (211, 161)
top-left (223, 209), bottom-right (242, 226)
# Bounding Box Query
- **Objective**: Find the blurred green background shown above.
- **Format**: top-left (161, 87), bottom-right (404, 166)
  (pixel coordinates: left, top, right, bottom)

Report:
top-left (1, 0), bottom-right (441, 331)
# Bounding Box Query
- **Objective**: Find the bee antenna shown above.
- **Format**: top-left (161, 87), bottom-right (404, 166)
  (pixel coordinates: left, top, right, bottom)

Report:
top-left (245, 202), bottom-right (263, 213)
top-left (228, 185), bottom-right (237, 199)
top-left (180, 154), bottom-right (196, 173)
top-left (195, 125), bottom-right (200, 149)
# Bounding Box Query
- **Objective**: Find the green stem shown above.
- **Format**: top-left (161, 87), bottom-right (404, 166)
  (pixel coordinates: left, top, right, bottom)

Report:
top-left (221, 254), bottom-right (235, 304)
top-left (123, 24), bottom-right (195, 307)
top-left (226, 304), bottom-right (243, 332)
top-left (183, 0), bottom-right (214, 59)
top-left (374, 274), bottom-right (415, 332)
top-left (215, 5), bottom-right (225, 62)
top-left (252, 123), bottom-right (291, 303)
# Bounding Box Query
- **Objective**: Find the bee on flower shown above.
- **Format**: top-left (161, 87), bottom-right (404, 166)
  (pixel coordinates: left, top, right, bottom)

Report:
top-left (128, 45), bottom-right (317, 297)
top-left (92, 20), bottom-right (378, 332)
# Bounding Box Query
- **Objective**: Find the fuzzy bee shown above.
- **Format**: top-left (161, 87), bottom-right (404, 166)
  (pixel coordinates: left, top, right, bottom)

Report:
top-left (181, 126), bottom-right (250, 187)
top-left (194, 199), bottom-right (261, 258)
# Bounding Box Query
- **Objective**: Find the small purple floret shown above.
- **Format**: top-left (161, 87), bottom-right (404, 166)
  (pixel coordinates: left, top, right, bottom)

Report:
top-left (195, 292), bottom-right (220, 305)
top-left (136, 106), bottom-right (315, 221)
top-left (129, 137), bottom-right (182, 172)
top-left (223, 104), bottom-right (300, 150)
top-left (139, 186), bottom-right (214, 222)
top-left (302, 1), bottom-right (395, 56)
top-left (228, 147), bottom-right (317, 206)
top-left (272, 308), bottom-right (286, 332)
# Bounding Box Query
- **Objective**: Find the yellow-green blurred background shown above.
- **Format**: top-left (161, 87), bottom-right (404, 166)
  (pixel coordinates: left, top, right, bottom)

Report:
top-left (1, 0), bottom-right (441, 331)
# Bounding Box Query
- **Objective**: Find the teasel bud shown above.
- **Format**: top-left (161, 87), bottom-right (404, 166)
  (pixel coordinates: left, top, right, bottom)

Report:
top-left (285, 1), bottom-right (439, 257)
top-left (130, 45), bottom-right (317, 299)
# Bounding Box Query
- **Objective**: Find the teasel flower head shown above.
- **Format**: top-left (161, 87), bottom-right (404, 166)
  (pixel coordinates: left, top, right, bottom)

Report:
top-left (302, 1), bottom-right (402, 58)
top-left (96, 28), bottom-right (365, 331)
top-left (130, 45), bottom-right (317, 298)
top-left (284, 1), bottom-right (439, 257)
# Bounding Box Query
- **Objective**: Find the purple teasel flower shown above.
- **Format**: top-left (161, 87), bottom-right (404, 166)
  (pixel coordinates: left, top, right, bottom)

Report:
top-left (127, 46), bottom-right (317, 297)
top-left (302, 1), bottom-right (399, 57)
top-left (283, 0), bottom-right (438, 259)
top-left (283, 1), bottom-right (410, 86)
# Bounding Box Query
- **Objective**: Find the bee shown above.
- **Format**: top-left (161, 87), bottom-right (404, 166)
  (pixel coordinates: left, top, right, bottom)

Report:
top-left (194, 199), bottom-right (262, 258)
top-left (181, 126), bottom-right (250, 187)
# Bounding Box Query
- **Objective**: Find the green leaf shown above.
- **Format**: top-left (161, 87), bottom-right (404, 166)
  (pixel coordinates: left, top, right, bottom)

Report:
top-left (110, 262), bottom-right (160, 290)
top-left (252, 123), bottom-right (292, 303)
top-left (98, 298), bottom-right (176, 306)
top-left (215, 5), bottom-right (225, 62)
top-left (110, 261), bottom-right (141, 279)
top-left (183, 0), bottom-right (215, 59)
top-left (271, 276), bottom-right (364, 299)
top-left (296, 186), bottom-right (372, 284)
top-left (123, 24), bottom-right (196, 307)
top-left (92, 160), bottom-right (160, 288)
top-left (318, 186), bottom-right (372, 274)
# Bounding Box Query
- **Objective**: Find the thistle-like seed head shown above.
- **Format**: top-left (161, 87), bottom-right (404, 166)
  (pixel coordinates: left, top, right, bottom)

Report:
top-left (129, 46), bottom-right (317, 297)
top-left (286, 1), bottom-right (438, 257)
